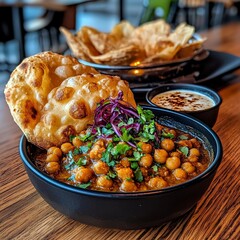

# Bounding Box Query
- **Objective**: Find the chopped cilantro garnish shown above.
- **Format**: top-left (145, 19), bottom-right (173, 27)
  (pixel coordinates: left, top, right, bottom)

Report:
top-left (76, 182), bottom-right (91, 189)
top-left (69, 135), bottom-right (75, 142)
top-left (111, 143), bottom-right (131, 156)
top-left (73, 148), bottom-right (80, 155)
top-left (131, 162), bottom-right (139, 169)
top-left (79, 145), bottom-right (90, 154)
top-left (179, 135), bottom-right (189, 140)
top-left (137, 106), bottom-right (155, 123)
top-left (76, 156), bottom-right (88, 166)
top-left (67, 175), bottom-right (75, 181)
top-left (134, 168), bottom-right (143, 182)
top-left (102, 142), bottom-right (116, 167)
top-left (128, 151), bottom-right (143, 162)
top-left (162, 131), bottom-right (175, 139)
top-left (107, 171), bottom-right (116, 179)
top-left (152, 165), bottom-right (158, 172)
top-left (179, 146), bottom-right (189, 156)
top-left (64, 159), bottom-right (75, 170)
top-left (125, 177), bottom-right (132, 181)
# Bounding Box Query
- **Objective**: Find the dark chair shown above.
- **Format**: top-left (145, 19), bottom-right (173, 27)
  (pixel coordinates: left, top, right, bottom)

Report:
top-left (24, 10), bottom-right (65, 53)
top-left (0, 7), bottom-right (20, 72)
top-left (170, 0), bottom-right (234, 31)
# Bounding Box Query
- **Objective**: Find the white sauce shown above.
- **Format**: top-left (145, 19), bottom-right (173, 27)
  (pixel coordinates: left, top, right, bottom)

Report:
top-left (151, 90), bottom-right (215, 112)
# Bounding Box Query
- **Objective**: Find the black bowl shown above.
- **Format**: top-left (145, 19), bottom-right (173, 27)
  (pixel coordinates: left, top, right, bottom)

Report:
top-left (19, 106), bottom-right (222, 230)
top-left (146, 84), bottom-right (222, 128)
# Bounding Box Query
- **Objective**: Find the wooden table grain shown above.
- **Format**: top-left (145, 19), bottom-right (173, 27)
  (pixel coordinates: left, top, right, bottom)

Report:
top-left (1, 22), bottom-right (240, 240)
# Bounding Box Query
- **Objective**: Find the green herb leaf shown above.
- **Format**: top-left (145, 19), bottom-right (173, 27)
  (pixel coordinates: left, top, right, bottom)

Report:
top-left (134, 168), bottom-right (143, 182)
top-left (137, 106), bottom-right (155, 123)
top-left (121, 128), bottom-right (134, 142)
top-left (64, 159), bottom-right (75, 170)
top-left (179, 146), bottom-right (189, 156)
top-left (102, 142), bottom-right (116, 166)
top-left (76, 182), bottom-right (91, 189)
top-left (162, 131), bottom-right (175, 139)
top-left (79, 146), bottom-right (90, 154)
top-left (127, 117), bottom-right (134, 124)
top-left (152, 165), bottom-right (158, 172)
top-left (69, 135), bottom-right (75, 142)
top-left (131, 162), bottom-right (139, 169)
top-left (76, 156), bottom-right (88, 166)
top-left (77, 129), bottom-right (94, 142)
top-left (67, 175), bottom-right (75, 181)
top-left (128, 151), bottom-right (143, 162)
top-left (179, 135), bottom-right (189, 140)
top-left (111, 143), bottom-right (131, 156)
top-left (73, 148), bottom-right (80, 155)
top-left (102, 127), bottom-right (114, 136)
top-left (107, 171), bottom-right (116, 179)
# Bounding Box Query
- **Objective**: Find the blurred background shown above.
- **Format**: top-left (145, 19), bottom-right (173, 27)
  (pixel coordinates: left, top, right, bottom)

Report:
top-left (1, 0), bottom-right (240, 84)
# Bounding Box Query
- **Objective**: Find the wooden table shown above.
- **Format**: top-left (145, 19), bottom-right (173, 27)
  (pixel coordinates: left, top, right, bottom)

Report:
top-left (1, 22), bottom-right (240, 239)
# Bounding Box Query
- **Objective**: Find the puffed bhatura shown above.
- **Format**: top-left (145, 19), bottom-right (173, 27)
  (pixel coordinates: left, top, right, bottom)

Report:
top-left (4, 52), bottom-right (136, 149)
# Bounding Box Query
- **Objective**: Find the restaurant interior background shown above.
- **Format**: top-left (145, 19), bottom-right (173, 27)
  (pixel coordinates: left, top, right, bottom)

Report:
top-left (1, 0), bottom-right (240, 88)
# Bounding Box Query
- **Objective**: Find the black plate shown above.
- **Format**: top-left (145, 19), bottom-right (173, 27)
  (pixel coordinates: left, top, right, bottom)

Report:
top-left (130, 50), bottom-right (240, 95)
top-left (78, 49), bottom-right (209, 82)
top-left (78, 48), bottom-right (206, 70)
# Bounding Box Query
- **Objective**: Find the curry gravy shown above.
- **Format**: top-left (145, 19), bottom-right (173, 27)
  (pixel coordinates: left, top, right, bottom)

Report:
top-left (151, 90), bottom-right (215, 112)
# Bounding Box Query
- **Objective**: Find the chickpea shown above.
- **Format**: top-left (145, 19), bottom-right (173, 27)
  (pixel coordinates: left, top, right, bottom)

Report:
top-left (120, 180), bottom-right (137, 192)
top-left (47, 147), bottom-right (62, 158)
top-left (96, 175), bottom-right (113, 189)
top-left (166, 157), bottom-right (181, 170)
top-left (190, 138), bottom-right (201, 148)
top-left (89, 145), bottom-right (105, 160)
top-left (139, 184), bottom-right (148, 191)
top-left (195, 162), bottom-right (206, 172)
top-left (173, 168), bottom-right (187, 180)
top-left (139, 142), bottom-right (152, 154)
top-left (178, 140), bottom-right (193, 148)
top-left (116, 167), bottom-right (133, 181)
top-left (188, 155), bottom-right (199, 162)
top-left (93, 160), bottom-right (109, 175)
top-left (45, 153), bottom-right (59, 163)
top-left (154, 149), bottom-right (168, 164)
top-left (61, 142), bottom-right (74, 154)
top-left (121, 157), bottom-right (130, 167)
top-left (95, 139), bottom-right (105, 147)
top-left (147, 176), bottom-right (168, 189)
top-left (170, 151), bottom-right (181, 158)
top-left (45, 162), bottom-right (60, 174)
top-left (158, 166), bottom-right (169, 177)
top-left (75, 167), bottom-right (93, 183)
top-left (161, 139), bottom-right (175, 152)
top-left (72, 137), bottom-right (83, 147)
top-left (140, 154), bottom-right (153, 168)
top-left (182, 162), bottom-right (195, 174)
top-left (140, 167), bottom-right (148, 177)
top-left (189, 148), bottom-right (200, 157)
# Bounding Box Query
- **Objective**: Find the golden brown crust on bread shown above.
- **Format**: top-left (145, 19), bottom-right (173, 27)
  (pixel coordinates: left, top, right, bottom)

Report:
top-left (5, 52), bottom-right (136, 149)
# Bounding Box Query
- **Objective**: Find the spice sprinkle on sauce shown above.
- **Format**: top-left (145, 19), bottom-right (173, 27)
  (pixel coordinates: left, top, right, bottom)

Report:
top-left (151, 90), bottom-right (215, 112)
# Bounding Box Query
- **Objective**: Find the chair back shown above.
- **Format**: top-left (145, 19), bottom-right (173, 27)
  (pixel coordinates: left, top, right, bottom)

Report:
top-left (0, 7), bottom-right (14, 42)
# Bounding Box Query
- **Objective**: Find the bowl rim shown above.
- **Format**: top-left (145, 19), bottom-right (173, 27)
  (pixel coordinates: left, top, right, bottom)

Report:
top-left (146, 83), bottom-right (222, 114)
top-left (19, 106), bottom-right (223, 199)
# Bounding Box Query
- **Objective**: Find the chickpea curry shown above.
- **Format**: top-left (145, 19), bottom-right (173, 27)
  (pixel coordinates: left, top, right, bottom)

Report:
top-left (36, 92), bottom-right (211, 192)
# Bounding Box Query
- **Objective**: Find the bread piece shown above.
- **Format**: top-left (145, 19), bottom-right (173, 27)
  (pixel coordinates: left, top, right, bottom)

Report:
top-left (5, 52), bottom-right (136, 149)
